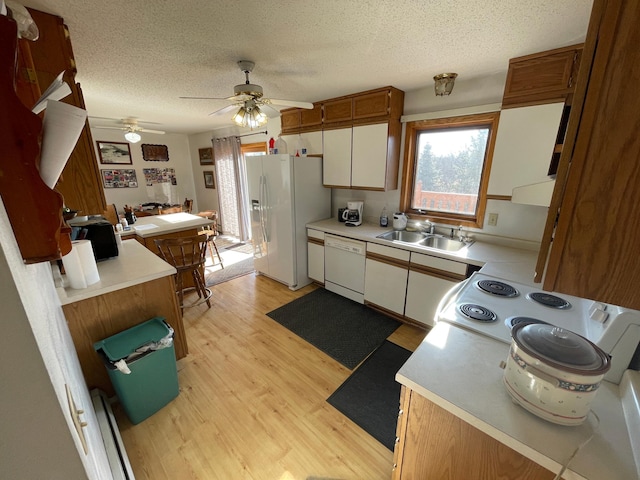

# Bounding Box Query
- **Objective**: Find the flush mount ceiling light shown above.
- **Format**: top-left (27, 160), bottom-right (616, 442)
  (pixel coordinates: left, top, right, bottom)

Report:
top-left (124, 130), bottom-right (142, 143)
top-left (232, 99), bottom-right (268, 129)
top-left (434, 73), bottom-right (458, 96)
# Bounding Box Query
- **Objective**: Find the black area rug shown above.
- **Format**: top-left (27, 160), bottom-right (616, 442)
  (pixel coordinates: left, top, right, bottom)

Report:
top-left (266, 288), bottom-right (400, 369)
top-left (223, 242), bottom-right (247, 250)
top-left (327, 341), bottom-right (412, 451)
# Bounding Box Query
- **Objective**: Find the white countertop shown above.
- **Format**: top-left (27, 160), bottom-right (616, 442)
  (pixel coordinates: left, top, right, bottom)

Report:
top-left (397, 322), bottom-right (639, 480)
top-left (56, 239), bottom-right (176, 305)
top-left (120, 212), bottom-right (212, 238)
top-left (307, 218), bottom-right (539, 285)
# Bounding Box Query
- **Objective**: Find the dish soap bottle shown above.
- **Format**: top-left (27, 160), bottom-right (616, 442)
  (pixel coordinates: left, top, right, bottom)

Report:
top-left (380, 205), bottom-right (388, 227)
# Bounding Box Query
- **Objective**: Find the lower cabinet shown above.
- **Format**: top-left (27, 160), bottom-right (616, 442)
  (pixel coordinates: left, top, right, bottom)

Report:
top-left (307, 229), bottom-right (325, 284)
top-left (404, 252), bottom-right (468, 327)
top-left (364, 243), bottom-right (410, 316)
top-left (393, 386), bottom-right (555, 480)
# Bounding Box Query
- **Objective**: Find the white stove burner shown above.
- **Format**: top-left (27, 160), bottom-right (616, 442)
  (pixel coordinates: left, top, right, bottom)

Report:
top-left (436, 271), bottom-right (640, 384)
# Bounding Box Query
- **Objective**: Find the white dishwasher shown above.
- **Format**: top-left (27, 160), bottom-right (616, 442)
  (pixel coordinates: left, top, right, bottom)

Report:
top-left (324, 234), bottom-right (366, 303)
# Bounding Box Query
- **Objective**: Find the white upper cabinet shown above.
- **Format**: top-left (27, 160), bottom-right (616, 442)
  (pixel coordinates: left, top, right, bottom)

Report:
top-left (323, 122), bottom-right (396, 190)
top-left (352, 123), bottom-right (390, 189)
top-left (488, 103), bottom-right (564, 196)
top-left (322, 128), bottom-right (352, 187)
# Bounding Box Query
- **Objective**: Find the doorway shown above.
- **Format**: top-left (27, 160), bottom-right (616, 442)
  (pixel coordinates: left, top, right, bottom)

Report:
top-left (213, 139), bottom-right (266, 240)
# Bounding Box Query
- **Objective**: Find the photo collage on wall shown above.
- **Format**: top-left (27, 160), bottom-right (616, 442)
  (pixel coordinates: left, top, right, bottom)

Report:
top-left (101, 169), bottom-right (138, 188)
top-left (142, 168), bottom-right (177, 186)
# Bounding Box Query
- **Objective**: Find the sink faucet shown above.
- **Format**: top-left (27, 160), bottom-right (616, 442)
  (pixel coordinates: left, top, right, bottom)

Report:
top-left (421, 220), bottom-right (435, 234)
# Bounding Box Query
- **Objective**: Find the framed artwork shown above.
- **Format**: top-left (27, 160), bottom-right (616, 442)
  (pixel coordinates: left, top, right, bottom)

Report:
top-left (141, 143), bottom-right (169, 161)
top-left (101, 169), bottom-right (138, 188)
top-left (203, 170), bottom-right (215, 189)
top-left (199, 147), bottom-right (214, 165)
top-left (96, 141), bottom-right (132, 164)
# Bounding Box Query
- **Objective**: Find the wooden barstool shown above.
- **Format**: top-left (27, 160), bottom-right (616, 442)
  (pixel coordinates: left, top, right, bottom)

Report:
top-left (154, 235), bottom-right (212, 313)
top-left (196, 210), bottom-right (223, 268)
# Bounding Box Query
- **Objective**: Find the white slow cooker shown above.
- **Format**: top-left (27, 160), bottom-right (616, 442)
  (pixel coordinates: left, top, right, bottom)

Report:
top-left (503, 322), bottom-right (611, 426)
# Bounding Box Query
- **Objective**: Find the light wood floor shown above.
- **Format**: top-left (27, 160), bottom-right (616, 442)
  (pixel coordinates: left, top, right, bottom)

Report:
top-left (114, 272), bottom-right (427, 479)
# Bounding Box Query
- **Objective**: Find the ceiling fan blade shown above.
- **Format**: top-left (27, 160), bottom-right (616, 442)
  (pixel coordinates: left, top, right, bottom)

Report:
top-left (139, 128), bottom-right (166, 134)
top-left (262, 98), bottom-right (313, 109)
top-left (180, 96), bottom-right (232, 101)
top-left (208, 104), bottom-right (240, 117)
top-left (260, 104), bottom-right (281, 118)
top-left (93, 125), bottom-right (126, 131)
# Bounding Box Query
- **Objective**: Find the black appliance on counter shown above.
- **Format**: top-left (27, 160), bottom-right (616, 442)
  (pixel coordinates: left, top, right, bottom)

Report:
top-left (72, 220), bottom-right (118, 260)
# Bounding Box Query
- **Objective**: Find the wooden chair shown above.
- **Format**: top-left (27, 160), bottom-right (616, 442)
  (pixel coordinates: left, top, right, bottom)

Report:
top-left (158, 206), bottom-right (182, 215)
top-left (102, 204), bottom-right (118, 225)
top-left (196, 210), bottom-right (223, 268)
top-left (154, 235), bottom-right (212, 313)
top-left (182, 198), bottom-right (193, 213)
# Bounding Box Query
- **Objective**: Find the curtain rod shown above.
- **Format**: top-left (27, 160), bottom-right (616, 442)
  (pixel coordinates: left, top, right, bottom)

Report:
top-left (237, 130), bottom-right (268, 138)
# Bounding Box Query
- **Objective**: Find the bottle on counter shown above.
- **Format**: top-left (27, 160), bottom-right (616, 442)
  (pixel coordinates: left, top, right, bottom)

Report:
top-left (380, 205), bottom-right (388, 227)
top-left (268, 137), bottom-right (275, 154)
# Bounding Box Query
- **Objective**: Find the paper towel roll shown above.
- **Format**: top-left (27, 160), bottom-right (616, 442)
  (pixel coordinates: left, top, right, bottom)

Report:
top-left (61, 244), bottom-right (87, 289)
top-left (61, 240), bottom-right (100, 289)
top-left (39, 100), bottom-right (88, 189)
top-left (75, 239), bottom-right (100, 285)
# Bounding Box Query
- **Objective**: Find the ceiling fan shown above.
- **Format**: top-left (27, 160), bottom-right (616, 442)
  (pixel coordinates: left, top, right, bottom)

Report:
top-left (180, 60), bottom-right (313, 128)
top-left (91, 117), bottom-right (166, 143)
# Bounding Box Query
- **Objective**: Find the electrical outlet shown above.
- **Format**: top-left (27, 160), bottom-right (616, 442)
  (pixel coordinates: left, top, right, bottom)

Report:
top-left (488, 213), bottom-right (498, 226)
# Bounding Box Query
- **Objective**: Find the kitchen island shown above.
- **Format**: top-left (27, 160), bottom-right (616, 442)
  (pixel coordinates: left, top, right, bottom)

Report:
top-left (121, 212), bottom-right (213, 254)
top-left (394, 322), bottom-right (639, 479)
top-left (58, 239), bottom-right (185, 396)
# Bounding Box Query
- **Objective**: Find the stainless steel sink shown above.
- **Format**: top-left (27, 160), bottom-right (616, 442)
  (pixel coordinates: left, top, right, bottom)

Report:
top-left (376, 230), bottom-right (428, 243)
top-left (417, 235), bottom-right (471, 252)
top-left (377, 230), bottom-right (472, 252)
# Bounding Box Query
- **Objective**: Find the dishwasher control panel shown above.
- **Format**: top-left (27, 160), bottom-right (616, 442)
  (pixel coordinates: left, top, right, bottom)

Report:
top-left (324, 234), bottom-right (366, 255)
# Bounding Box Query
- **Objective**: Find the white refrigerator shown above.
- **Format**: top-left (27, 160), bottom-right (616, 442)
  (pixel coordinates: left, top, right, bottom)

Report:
top-left (246, 154), bottom-right (330, 290)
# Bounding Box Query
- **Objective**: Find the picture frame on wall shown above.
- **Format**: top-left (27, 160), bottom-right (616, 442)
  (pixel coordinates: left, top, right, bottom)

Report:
top-left (141, 143), bottom-right (169, 161)
top-left (97, 141), bottom-right (132, 164)
top-left (203, 170), bottom-right (215, 189)
top-left (198, 147), bottom-right (214, 165)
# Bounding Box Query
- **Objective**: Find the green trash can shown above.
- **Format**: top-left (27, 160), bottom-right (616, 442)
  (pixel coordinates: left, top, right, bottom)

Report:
top-left (94, 317), bottom-right (179, 424)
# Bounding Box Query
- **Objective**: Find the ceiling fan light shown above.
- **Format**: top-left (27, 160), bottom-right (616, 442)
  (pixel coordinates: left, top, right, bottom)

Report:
top-left (232, 107), bottom-right (247, 126)
top-left (124, 131), bottom-right (141, 143)
top-left (253, 106), bottom-right (268, 125)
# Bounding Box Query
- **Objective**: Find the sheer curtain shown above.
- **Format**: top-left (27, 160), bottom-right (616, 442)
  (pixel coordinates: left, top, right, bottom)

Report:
top-left (212, 136), bottom-right (251, 241)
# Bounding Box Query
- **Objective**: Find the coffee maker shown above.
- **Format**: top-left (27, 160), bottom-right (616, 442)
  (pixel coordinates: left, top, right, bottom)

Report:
top-left (341, 201), bottom-right (364, 226)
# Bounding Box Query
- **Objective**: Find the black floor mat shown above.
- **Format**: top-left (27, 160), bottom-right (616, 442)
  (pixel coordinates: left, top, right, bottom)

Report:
top-left (266, 289), bottom-right (400, 369)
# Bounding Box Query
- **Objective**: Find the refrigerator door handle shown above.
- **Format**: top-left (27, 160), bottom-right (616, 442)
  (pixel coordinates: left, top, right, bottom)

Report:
top-left (263, 173), bottom-right (270, 243)
top-left (259, 175), bottom-right (268, 243)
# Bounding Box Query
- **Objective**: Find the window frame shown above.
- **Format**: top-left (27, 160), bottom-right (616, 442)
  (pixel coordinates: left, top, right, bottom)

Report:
top-left (399, 111), bottom-right (500, 229)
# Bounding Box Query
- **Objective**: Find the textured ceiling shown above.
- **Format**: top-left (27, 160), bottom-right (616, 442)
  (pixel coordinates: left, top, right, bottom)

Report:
top-left (19, 0), bottom-right (593, 134)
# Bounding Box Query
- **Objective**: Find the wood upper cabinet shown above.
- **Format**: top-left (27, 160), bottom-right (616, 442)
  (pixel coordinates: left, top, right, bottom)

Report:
top-left (280, 86), bottom-right (404, 135)
top-left (536, 0), bottom-right (640, 309)
top-left (323, 97), bottom-right (353, 124)
top-left (502, 44), bottom-right (583, 109)
top-left (25, 8), bottom-right (107, 216)
top-left (393, 387), bottom-right (554, 479)
top-left (280, 103), bottom-right (323, 134)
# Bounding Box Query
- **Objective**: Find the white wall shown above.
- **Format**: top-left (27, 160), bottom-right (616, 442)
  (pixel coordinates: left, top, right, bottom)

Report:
top-left (0, 199), bottom-right (112, 479)
top-left (90, 129), bottom-right (197, 217)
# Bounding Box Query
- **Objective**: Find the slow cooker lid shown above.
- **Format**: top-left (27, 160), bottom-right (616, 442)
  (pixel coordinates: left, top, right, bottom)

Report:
top-left (514, 323), bottom-right (610, 372)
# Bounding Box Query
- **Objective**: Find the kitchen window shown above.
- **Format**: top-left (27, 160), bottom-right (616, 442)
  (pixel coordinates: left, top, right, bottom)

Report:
top-left (400, 112), bottom-right (500, 228)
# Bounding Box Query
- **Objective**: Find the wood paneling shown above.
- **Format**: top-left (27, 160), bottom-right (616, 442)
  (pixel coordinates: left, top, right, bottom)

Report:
top-left (393, 389), bottom-right (555, 480)
top-left (63, 275), bottom-right (185, 396)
